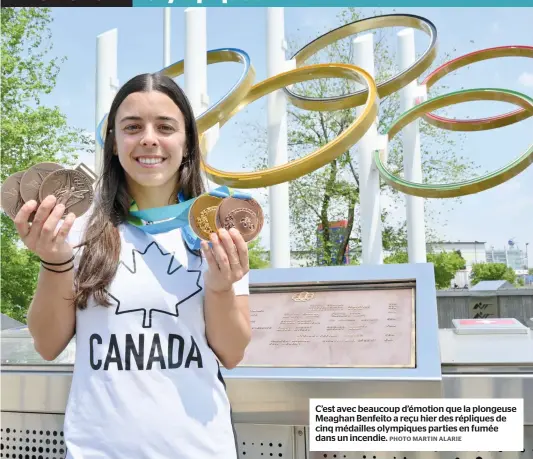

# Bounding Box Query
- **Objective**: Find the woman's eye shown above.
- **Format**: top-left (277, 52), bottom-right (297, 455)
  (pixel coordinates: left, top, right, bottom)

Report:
top-left (159, 125), bottom-right (175, 132)
top-left (125, 124), bottom-right (141, 131)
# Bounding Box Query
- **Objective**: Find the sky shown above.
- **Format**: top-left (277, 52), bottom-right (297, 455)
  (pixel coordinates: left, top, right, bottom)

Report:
top-left (41, 7), bottom-right (533, 265)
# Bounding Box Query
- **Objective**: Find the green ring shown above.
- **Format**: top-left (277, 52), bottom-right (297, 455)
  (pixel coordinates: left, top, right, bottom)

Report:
top-left (374, 88), bottom-right (533, 198)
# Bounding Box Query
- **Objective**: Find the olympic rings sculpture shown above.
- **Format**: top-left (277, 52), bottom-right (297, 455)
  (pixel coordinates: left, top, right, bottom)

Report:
top-left (284, 14), bottom-right (438, 111)
top-left (421, 45), bottom-right (533, 131)
top-left (161, 48), bottom-right (256, 134)
top-left (374, 88), bottom-right (533, 198)
top-left (201, 63), bottom-right (378, 187)
top-left (97, 13), bottom-right (533, 198)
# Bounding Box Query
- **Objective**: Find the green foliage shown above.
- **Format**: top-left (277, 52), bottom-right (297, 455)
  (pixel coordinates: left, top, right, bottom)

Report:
top-left (428, 251), bottom-right (467, 289)
top-left (241, 8), bottom-right (476, 267)
top-left (248, 237), bottom-right (269, 269)
top-left (385, 250), bottom-right (466, 289)
top-left (1, 8), bottom-right (92, 181)
top-left (470, 263), bottom-right (518, 286)
top-left (1, 231), bottom-right (41, 323)
top-left (1, 8), bottom-right (91, 323)
top-left (383, 251), bottom-right (408, 265)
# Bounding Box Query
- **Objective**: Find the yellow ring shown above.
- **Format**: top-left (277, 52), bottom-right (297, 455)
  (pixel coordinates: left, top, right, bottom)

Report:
top-left (200, 63), bottom-right (378, 188)
top-left (284, 14), bottom-right (438, 111)
top-left (374, 88), bottom-right (533, 198)
top-left (161, 48), bottom-right (256, 134)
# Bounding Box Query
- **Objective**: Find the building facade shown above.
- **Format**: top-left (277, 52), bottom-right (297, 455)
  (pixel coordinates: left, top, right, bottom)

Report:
top-left (427, 241), bottom-right (487, 267)
top-left (486, 246), bottom-right (528, 270)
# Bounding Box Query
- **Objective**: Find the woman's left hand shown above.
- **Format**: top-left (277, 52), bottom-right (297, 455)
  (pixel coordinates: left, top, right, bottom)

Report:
top-left (201, 228), bottom-right (250, 293)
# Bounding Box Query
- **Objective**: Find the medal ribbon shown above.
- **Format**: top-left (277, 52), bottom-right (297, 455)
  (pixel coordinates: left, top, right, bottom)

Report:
top-left (127, 186), bottom-right (252, 250)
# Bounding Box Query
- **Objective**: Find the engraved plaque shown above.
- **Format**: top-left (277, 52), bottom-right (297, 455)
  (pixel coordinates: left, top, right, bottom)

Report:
top-left (240, 287), bottom-right (415, 368)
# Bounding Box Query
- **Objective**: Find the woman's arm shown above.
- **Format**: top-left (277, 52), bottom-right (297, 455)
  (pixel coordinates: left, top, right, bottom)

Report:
top-left (201, 228), bottom-right (252, 369)
top-left (27, 263), bottom-right (77, 361)
top-left (15, 196), bottom-right (78, 361)
top-left (204, 288), bottom-right (251, 369)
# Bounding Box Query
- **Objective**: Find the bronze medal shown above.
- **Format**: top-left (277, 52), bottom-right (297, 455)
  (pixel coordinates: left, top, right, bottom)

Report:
top-left (39, 169), bottom-right (94, 218)
top-left (1, 171), bottom-right (26, 220)
top-left (20, 162), bottom-right (64, 204)
top-left (215, 196), bottom-right (264, 242)
top-left (189, 194), bottom-right (223, 241)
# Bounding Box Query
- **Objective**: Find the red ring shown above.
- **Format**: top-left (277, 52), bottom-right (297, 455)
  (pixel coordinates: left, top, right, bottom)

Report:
top-left (420, 45), bottom-right (533, 131)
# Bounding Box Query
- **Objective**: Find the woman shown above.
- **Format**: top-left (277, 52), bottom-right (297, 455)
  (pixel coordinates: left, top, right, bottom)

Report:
top-left (15, 73), bottom-right (252, 459)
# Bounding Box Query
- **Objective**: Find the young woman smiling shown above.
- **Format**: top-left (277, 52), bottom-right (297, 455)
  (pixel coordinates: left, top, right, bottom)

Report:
top-left (16, 73), bottom-right (251, 459)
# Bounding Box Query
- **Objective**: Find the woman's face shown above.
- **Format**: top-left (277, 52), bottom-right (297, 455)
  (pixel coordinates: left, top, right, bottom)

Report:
top-left (114, 90), bottom-right (187, 192)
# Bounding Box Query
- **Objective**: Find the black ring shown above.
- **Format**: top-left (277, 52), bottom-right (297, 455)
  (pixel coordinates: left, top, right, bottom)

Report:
top-left (283, 14), bottom-right (438, 109)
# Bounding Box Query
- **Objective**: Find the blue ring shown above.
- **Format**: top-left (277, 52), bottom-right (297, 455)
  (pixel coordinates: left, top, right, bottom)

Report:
top-left (161, 47), bottom-right (251, 116)
top-left (96, 47), bottom-right (253, 148)
top-left (96, 113), bottom-right (107, 149)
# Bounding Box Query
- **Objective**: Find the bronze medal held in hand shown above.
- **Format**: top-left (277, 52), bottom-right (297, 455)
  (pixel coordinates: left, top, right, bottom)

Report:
top-left (189, 194), bottom-right (223, 240)
top-left (215, 197), bottom-right (263, 242)
top-left (20, 162), bottom-right (64, 204)
top-left (1, 171), bottom-right (26, 220)
top-left (39, 169), bottom-right (94, 217)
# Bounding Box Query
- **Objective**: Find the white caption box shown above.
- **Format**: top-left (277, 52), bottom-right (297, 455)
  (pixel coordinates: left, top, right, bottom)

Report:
top-left (309, 398), bottom-right (524, 452)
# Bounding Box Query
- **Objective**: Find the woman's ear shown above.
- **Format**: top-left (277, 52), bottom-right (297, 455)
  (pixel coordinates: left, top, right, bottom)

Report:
top-left (108, 128), bottom-right (117, 155)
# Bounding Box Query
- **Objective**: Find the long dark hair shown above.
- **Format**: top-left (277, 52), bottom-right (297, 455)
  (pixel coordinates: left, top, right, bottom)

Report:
top-left (73, 73), bottom-right (205, 309)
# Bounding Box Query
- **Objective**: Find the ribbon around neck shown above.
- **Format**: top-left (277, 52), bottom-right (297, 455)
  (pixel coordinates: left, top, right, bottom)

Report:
top-left (127, 186), bottom-right (252, 250)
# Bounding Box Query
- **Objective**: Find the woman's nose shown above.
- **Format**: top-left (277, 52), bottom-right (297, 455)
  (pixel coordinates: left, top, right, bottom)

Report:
top-left (141, 126), bottom-right (158, 147)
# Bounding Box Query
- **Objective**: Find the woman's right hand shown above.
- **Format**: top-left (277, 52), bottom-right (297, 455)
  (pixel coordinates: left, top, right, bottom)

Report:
top-left (14, 194), bottom-right (77, 265)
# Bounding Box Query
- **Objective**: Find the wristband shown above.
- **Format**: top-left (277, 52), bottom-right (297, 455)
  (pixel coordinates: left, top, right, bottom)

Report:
top-left (41, 263), bottom-right (74, 274)
top-left (39, 255), bottom-right (75, 266)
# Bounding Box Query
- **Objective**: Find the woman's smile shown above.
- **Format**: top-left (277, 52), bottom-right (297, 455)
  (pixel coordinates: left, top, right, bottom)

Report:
top-left (135, 155), bottom-right (167, 168)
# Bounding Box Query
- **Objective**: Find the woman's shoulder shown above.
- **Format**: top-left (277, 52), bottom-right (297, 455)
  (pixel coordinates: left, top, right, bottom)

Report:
top-left (66, 202), bottom-right (130, 246)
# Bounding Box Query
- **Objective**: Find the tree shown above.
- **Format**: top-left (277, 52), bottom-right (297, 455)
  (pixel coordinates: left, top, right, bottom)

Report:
top-left (384, 250), bottom-right (466, 289)
top-left (470, 263), bottom-right (518, 286)
top-left (428, 251), bottom-right (466, 289)
top-left (0, 231), bottom-right (41, 323)
top-left (248, 237), bottom-right (269, 269)
top-left (1, 8), bottom-right (91, 322)
top-left (241, 8), bottom-right (476, 266)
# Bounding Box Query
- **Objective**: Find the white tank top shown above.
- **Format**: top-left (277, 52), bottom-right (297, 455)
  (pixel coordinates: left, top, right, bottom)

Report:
top-left (64, 213), bottom-right (248, 459)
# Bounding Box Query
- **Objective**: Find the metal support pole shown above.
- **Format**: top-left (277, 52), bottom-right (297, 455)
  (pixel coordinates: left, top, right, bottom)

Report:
top-left (184, 7), bottom-right (207, 115)
top-left (397, 28), bottom-right (427, 263)
top-left (95, 29), bottom-right (118, 177)
top-left (184, 8), bottom-right (215, 190)
top-left (163, 8), bottom-right (171, 67)
top-left (351, 33), bottom-right (383, 265)
top-left (266, 7), bottom-right (290, 268)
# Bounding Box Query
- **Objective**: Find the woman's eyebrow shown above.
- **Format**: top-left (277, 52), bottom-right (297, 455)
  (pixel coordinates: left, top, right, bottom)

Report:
top-left (119, 115), bottom-right (178, 123)
top-left (119, 115), bottom-right (142, 123)
top-left (157, 116), bottom-right (179, 122)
